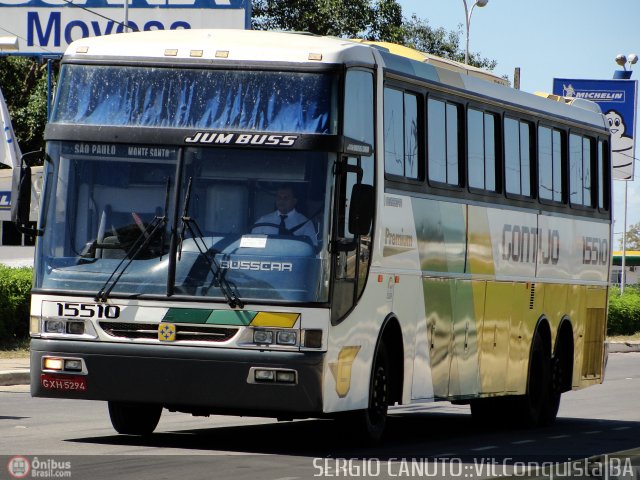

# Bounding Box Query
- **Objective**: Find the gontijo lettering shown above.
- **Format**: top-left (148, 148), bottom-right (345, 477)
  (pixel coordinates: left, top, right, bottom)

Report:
top-left (501, 224), bottom-right (560, 265)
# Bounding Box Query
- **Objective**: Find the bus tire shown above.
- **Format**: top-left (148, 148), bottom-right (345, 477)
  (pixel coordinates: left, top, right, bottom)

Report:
top-left (350, 342), bottom-right (390, 442)
top-left (518, 333), bottom-right (550, 427)
top-left (540, 354), bottom-right (562, 425)
top-left (108, 401), bottom-right (162, 435)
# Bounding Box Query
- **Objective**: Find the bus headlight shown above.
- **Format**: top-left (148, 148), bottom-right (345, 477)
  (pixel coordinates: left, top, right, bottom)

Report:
top-left (253, 329), bottom-right (274, 345)
top-left (41, 318), bottom-right (97, 338)
top-left (251, 328), bottom-right (299, 347)
top-left (44, 320), bottom-right (66, 334)
top-left (276, 330), bottom-right (297, 346)
top-left (66, 321), bottom-right (85, 335)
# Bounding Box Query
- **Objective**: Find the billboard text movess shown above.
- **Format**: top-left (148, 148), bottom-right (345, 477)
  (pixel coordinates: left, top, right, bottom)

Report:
top-left (0, 0), bottom-right (249, 54)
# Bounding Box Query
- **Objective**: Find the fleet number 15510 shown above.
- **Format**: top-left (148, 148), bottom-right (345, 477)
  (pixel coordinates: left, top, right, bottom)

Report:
top-left (56, 303), bottom-right (120, 319)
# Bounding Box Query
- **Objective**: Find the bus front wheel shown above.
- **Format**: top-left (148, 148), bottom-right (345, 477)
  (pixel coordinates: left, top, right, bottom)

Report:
top-left (108, 401), bottom-right (162, 435)
top-left (349, 342), bottom-right (390, 442)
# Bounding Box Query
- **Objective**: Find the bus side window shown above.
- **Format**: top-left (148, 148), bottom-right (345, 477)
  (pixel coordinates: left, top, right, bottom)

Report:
top-left (468, 108), bottom-right (497, 192)
top-left (538, 126), bottom-right (564, 203)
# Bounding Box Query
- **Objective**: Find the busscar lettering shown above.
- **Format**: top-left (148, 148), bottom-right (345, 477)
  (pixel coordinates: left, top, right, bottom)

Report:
top-left (501, 224), bottom-right (560, 265)
top-left (219, 260), bottom-right (293, 272)
top-left (184, 132), bottom-right (298, 147)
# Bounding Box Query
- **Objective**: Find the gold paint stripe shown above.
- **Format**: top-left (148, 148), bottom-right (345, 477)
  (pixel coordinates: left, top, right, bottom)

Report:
top-left (251, 312), bottom-right (299, 328)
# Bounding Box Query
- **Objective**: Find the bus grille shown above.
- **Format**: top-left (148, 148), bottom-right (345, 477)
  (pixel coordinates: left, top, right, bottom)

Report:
top-left (98, 322), bottom-right (238, 342)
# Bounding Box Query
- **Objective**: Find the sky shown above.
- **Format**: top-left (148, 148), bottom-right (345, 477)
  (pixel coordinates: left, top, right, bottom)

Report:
top-left (398, 0), bottom-right (640, 249)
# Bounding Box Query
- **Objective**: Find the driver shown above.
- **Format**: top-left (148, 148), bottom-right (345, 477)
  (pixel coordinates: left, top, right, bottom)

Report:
top-left (251, 186), bottom-right (317, 245)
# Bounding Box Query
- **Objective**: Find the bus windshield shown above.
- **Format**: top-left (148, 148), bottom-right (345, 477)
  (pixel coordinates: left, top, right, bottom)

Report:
top-left (36, 142), bottom-right (332, 303)
top-left (51, 65), bottom-right (337, 134)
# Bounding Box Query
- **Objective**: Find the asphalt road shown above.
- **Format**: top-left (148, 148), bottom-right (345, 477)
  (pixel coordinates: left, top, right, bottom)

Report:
top-left (1, 353), bottom-right (639, 480)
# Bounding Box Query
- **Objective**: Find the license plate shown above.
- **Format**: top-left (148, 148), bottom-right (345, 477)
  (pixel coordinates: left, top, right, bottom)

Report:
top-left (40, 374), bottom-right (87, 392)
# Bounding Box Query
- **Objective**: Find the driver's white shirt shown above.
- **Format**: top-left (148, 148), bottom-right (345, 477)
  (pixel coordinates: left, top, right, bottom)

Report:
top-left (252, 209), bottom-right (317, 246)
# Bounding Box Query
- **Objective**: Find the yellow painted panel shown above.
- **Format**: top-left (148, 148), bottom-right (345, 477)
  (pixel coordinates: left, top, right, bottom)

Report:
top-left (251, 312), bottom-right (299, 328)
top-left (581, 307), bottom-right (605, 380)
top-left (585, 287), bottom-right (607, 309)
top-left (449, 280), bottom-right (482, 397)
top-left (466, 205), bottom-right (495, 276)
top-left (329, 346), bottom-right (361, 398)
top-left (424, 278), bottom-right (454, 398)
top-left (543, 284), bottom-right (568, 338)
top-left (565, 285), bottom-right (585, 388)
top-left (479, 282), bottom-right (513, 393)
top-left (505, 282), bottom-right (532, 393)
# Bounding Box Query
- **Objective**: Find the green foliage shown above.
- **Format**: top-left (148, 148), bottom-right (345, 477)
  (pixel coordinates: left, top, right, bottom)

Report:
top-left (619, 222), bottom-right (640, 250)
top-left (608, 286), bottom-right (640, 336)
top-left (400, 15), bottom-right (497, 71)
top-left (252, 0), bottom-right (403, 40)
top-left (0, 56), bottom-right (59, 154)
top-left (252, 1), bottom-right (497, 70)
top-left (0, 266), bottom-right (32, 348)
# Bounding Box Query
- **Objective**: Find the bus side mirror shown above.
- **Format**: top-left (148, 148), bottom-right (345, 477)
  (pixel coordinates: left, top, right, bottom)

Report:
top-left (11, 150), bottom-right (44, 235)
top-left (348, 183), bottom-right (374, 236)
top-left (12, 165), bottom-right (32, 226)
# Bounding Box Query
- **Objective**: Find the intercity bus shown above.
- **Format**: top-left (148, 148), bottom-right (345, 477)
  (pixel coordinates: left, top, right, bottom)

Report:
top-left (15, 29), bottom-right (611, 441)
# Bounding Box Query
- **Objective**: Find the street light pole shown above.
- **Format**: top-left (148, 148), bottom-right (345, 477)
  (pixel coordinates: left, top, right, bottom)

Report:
top-left (463, 0), bottom-right (488, 65)
top-left (613, 53), bottom-right (637, 294)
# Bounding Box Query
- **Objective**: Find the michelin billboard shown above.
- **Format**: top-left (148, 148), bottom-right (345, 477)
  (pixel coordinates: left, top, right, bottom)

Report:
top-left (0, 0), bottom-right (249, 55)
top-left (553, 78), bottom-right (638, 181)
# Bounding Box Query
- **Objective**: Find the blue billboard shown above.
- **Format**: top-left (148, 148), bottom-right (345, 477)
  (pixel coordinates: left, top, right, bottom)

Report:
top-left (0, 0), bottom-right (250, 55)
top-left (553, 78), bottom-right (638, 181)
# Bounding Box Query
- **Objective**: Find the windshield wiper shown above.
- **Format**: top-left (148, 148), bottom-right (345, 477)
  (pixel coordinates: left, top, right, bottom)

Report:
top-left (94, 178), bottom-right (171, 303)
top-left (179, 177), bottom-right (245, 309)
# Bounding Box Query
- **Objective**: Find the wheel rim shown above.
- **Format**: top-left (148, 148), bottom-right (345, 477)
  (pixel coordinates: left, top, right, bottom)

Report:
top-left (369, 363), bottom-right (388, 424)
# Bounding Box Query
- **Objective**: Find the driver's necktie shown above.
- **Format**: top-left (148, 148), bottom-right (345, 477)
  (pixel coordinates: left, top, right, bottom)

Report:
top-left (279, 214), bottom-right (288, 235)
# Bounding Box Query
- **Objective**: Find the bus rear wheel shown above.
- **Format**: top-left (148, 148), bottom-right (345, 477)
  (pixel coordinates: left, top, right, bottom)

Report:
top-left (108, 401), bottom-right (162, 435)
top-left (540, 354), bottom-right (563, 425)
top-left (513, 333), bottom-right (550, 427)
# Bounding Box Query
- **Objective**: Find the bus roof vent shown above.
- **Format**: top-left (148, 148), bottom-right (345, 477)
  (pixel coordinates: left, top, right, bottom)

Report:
top-left (352, 39), bottom-right (509, 87)
top-left (534, 91), bottom-right (603, 114)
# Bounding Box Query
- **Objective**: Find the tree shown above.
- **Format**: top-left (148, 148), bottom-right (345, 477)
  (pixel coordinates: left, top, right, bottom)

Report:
top-left (252, 0), bottom-right (403, 40)
top-left (252, 1), bottom-right (497, 71)
top-left (620, 222), bottom-right (640, 251)
top-left (400, 14), bottom-right (497, 71)
top-left (0, 56), bottom-right (58, 154)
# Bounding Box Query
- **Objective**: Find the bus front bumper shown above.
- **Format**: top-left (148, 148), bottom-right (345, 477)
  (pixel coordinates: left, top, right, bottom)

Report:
top-left (30, 339), bottom-right (324, 417)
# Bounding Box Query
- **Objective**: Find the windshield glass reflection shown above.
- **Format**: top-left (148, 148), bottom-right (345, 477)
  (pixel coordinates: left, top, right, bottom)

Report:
top-left (36, 143), bottom-right (332, 303)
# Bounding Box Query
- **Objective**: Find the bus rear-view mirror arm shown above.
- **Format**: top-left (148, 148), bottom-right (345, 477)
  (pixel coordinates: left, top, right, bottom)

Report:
top-left (12, 150), bottom-right (45, 236)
